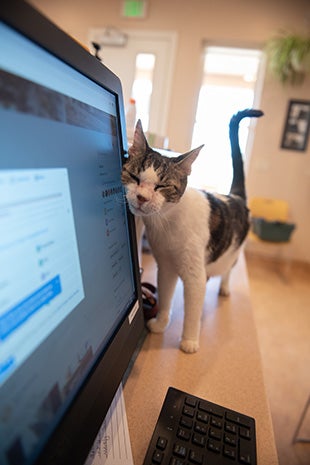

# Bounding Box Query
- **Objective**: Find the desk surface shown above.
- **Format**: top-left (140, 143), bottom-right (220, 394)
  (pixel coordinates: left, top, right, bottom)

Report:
top-left (123, 252), bottom-right (279, 465)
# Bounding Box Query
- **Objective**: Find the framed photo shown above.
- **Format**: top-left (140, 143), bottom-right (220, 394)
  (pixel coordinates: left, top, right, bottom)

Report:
top-left (281, 99), bottom-right (310, 152)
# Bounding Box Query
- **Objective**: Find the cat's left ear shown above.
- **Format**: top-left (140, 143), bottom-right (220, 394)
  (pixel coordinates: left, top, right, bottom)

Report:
top-left (128, 119), bottom-right (150, 157)
top-left (174, 145), bottom-right (204, 175)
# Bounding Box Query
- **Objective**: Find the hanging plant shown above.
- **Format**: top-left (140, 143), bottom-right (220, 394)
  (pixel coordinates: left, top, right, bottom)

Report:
top-left (265, 32), bottom-right (310, 85)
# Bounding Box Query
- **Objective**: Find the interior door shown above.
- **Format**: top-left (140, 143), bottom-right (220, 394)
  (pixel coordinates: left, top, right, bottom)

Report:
top-left (88, 29), bottom-right (177, 137)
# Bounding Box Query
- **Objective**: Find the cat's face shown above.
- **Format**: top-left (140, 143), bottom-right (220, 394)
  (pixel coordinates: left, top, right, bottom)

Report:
top-left (121, 120), bottom-right (203, 217)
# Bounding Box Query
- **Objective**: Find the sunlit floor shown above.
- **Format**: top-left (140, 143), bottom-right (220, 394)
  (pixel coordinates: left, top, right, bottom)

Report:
top-left (245, 252), bottom-right (310, 465)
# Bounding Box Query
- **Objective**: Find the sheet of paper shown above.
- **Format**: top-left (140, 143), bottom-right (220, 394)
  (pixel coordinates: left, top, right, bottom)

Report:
top-left (84, 383), bottom-right (134, 465)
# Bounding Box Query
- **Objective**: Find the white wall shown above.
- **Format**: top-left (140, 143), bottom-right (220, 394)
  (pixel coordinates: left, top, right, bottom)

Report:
top-left (30, 0), bottom-right (310, 262)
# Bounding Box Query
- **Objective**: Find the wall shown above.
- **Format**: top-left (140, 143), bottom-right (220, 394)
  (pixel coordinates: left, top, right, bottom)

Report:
top-left (247, 73), bottom-right (310, 263)
top-left (30, 0), bottom-right (310, 263)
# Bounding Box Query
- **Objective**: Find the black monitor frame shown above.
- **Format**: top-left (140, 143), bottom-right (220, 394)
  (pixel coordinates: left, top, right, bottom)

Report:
top-left (0, 1), bottom-right (145, 464)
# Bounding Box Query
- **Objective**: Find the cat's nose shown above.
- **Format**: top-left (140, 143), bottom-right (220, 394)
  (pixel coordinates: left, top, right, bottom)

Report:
top-left (137, 194), bottom-right (148, 204)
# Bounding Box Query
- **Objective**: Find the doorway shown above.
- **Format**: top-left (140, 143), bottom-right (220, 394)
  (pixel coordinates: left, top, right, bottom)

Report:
top-left (190, 46), bottom-right (263, 193)
top-left (88, 28), bottom-right (177, 137)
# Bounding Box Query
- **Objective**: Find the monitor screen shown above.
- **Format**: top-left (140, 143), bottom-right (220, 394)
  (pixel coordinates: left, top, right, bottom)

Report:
top-left (0, 2), bottom-right (144, 465)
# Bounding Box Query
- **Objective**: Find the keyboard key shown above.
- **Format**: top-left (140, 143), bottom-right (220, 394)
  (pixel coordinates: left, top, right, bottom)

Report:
top-left (239, 438), bottom-right (252, 464)
top-left (225, 422), bottom-right (237, 434)
top-left (240, 426), bottom-right (251, 439)
top-left (226, 411), bottom-right (251, 427)
top-left (207, 439), bottom-right (221, 453)
top-left (185, 396), bottom-right (197, 408)
top-left (199, 401), bottom-right (223, 418)
top-left (180, 416), bottom-right (193, 429)
top-left (156, 437), bottom-right (167, 450)
top-left (223, 445), bottom-right (236, 459)
top-left (152, 450), bottom-right (163, 464)
top-left (192, 433), bottom-right (206, 447)
top-left (209, 427), bottom-right (221, 441)
top-left (210, 416), bottom-right (222, 429)
top-left (177, 427), bottom-right (190, 441)
top-left (194, 422), bottom-right (207, 435)
top-left (196, 411), bottom-right (209, 423)
top-left (183, 406), bottom-right (195, 418)
top-left (169, 458), bottom-right (186, 465)
top-left (224, 433), bottom-right (237, 447)
top-left (189, 449), bottom-right (203, 464)
top-left (173, 443), bottom-right (187, 458)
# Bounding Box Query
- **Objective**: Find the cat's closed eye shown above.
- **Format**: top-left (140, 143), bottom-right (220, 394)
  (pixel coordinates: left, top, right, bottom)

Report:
top-left (126, 169), bottom-right (140, 185)
top-left (155, 184), bottom-right (178, 192)
top-left (154, 184), bottom-right (166, 191)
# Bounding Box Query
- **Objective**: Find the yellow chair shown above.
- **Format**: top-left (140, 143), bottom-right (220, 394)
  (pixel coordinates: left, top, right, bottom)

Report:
top-left (246, 197), bottom-right (295, 279)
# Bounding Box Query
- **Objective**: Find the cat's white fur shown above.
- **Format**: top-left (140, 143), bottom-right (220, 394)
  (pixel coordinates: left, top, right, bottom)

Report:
top-left (132, 166), bottom-right (240, 354)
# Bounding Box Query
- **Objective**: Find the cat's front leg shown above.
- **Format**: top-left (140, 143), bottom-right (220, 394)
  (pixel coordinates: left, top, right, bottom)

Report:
top-left (219, 268), bottom-right (231, 297)
top-left (147, 264), bottom-right (178, 334)
top-left (180, 273), bottom-right (206, 353)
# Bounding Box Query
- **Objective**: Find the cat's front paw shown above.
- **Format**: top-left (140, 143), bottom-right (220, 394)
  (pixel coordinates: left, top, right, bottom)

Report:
top-left (180, 338), bottom-right (199, 354)
top-left (147, 316), bottom-right (169, 333)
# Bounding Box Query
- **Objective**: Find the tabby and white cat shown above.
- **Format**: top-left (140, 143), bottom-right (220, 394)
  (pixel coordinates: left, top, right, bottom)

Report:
top-left (121, 109), bottom-right (263, 353)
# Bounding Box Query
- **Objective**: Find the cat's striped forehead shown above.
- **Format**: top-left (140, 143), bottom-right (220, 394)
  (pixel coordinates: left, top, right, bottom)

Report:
top-left (140, 165), bottom-right (159, 184)
top-left (142, 151), bottom-right (172, 176)
top-left (126, 150), bottom-right (177, 179)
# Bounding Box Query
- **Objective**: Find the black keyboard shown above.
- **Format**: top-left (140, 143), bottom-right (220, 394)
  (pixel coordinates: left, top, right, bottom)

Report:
top-left (142, 387), bottom-right (257, 465)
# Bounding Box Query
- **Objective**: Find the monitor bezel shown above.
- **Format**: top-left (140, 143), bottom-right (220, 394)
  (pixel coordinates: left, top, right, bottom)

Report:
top-left (0, 1), bottom-right (145, 464)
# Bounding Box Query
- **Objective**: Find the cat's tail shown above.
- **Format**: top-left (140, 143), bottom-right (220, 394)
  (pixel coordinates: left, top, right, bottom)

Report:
top-left (229, 108), bottom-right (263, 201)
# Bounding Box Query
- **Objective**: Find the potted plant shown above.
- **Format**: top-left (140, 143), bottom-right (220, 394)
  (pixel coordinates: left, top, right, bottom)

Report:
top-left (265, 32), bottom-right (310, 84)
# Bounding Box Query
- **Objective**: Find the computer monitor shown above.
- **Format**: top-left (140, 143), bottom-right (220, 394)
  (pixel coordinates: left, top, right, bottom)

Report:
top-left (0, 1), bottom-right (145, 464)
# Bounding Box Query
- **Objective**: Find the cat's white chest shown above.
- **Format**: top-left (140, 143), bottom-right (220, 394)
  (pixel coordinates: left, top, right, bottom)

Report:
top-left (144, 189), bottom-right (209, 242)
top-left (143, 189), bottom-right (210, 269)
top-left (142, 188), bottom-right (242, 279)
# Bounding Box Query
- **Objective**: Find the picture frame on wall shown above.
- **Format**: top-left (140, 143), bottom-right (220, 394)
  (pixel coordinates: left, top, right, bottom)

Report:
top-left (281, 99), bottom-right (310, 152)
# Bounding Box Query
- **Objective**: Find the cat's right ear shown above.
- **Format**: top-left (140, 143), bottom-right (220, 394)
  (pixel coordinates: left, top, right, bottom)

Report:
top-left (128, 119), bottom-right (149, 157)
top-left (174, 145), bottom-right (204, 175)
